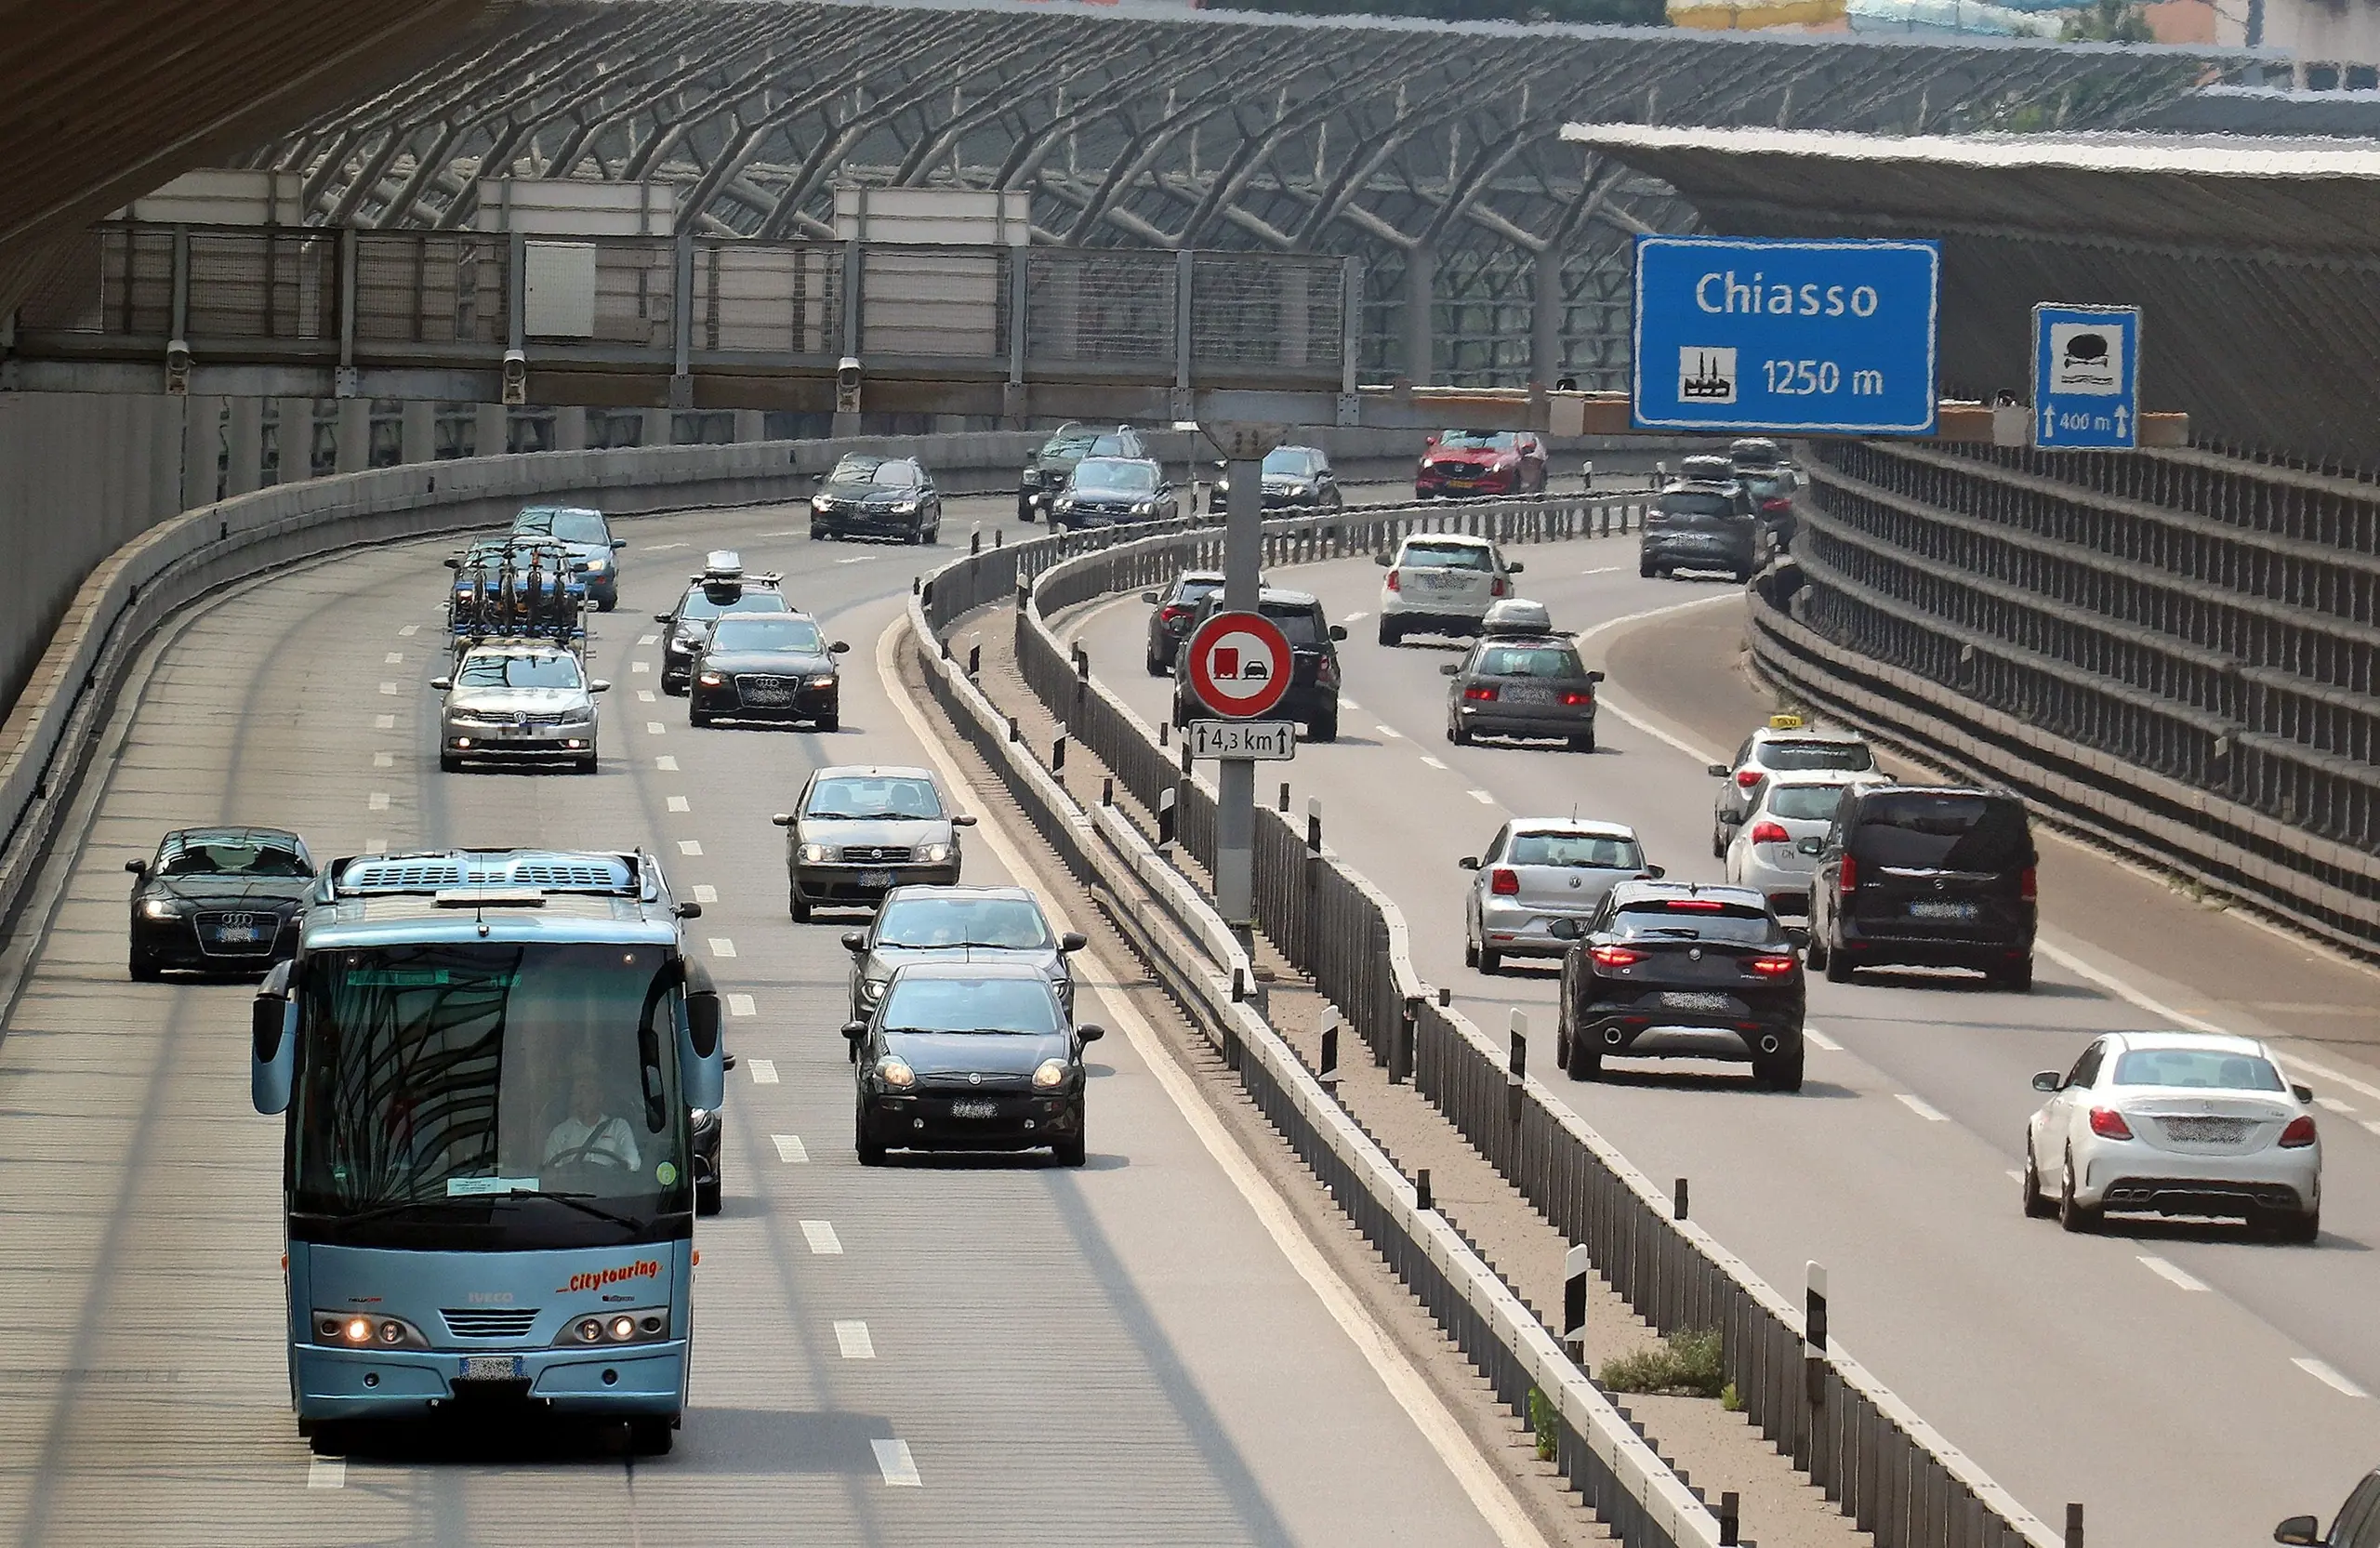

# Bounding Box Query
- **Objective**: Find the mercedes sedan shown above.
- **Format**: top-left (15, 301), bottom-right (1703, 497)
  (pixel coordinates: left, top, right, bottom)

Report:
top-left (126, 827), bottom-right (315, 979)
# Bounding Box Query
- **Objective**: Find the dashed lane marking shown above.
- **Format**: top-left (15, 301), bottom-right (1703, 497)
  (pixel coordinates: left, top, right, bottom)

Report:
top-left (708, 936), bottom-right (737, 959)
top-left (835, 1320), bottom-right (874, 1357)
top-left (656, 756), bottom-right (679, 772)
top-left (642, 544), bottom-right (688, 553)
top-left (726, 993), bottom-right (754, 1017)
top-left (1896, 1093), bottom-right (1948, 1122)
top-left (1419, 756), bottom-right (1448, 770)
top-left (374, 715), bottom-right (395, 730)
top-left (638, 690), bottom-right (656, 703)
top-left (384, 652), bottom-right (404, 665)
top-left (871, 1438), bottom-right (920, 1486)
top-left (640, 633), bottom-right (660, 645)
top-left (1340, 696), bottom-right (1361, 710)
top-left (2294, 1357), bottom-right (2368, 1398)
top-left (373, 752), bottom-right (393, 769)
top-left (747, 1058), bottom-right (779, 1084)
top-left (774, 1134), bottom-right (810, 1164)
top-left (2137, 1255), bottom-right (2210, 1292)
top-left (645, 721), bottom-right (666, 735)
top-left (378, 681), bottom-right (398, 695)
top-left (801, 1220), bottom-right (843, 1255)
top-left (837, 556), bottom-right (867, 565)
top-left (367, 792), bottom-right (390, 812)
top-left (668, 796), bottom-right (691, 813)
top-left (1466, 789), bottom-right (1496, 805)
top-left (397, 624), bottom-right (419, 637)
top-left (694, 885), bottom-right (719, 904)
top-left (2361, 1119), bottom-right (2380, 1140)
top-left (1342, 610), bottom-right (1368, 623)
top-left (1580, 565), bottom-right (1624, 576)
top-left (2316, 1096), bottom-right (2356, 1115)
top-left (308, 1459), bottom-right (345, 1490)
top-left (632, 661), bottom-right (653, 673)
top-left (1375, 725), bottom-right (1404, 740)
top-left (678, 840), bottom-right (703, 856)
top-left (1805, 1028), bottom-right (1844, 1052)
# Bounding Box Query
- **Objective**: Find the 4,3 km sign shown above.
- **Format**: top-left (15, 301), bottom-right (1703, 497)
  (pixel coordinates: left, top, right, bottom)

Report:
top-left (1633, 236), bottom-right (1940, 436)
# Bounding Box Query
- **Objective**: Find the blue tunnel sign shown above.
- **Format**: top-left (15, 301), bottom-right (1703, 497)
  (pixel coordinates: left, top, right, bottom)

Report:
top-left (1632, 236), bottom-right (1940, 436)
top-left (2032, 303), bottom-right (2140, 450)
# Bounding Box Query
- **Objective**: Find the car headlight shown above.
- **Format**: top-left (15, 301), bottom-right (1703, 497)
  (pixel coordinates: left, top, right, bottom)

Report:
top-left (1055, 496), bottom-right (1075, 511)
top-left (139, 897), bottom-right (188, 920)
top-left (697, 671), bottom-right (725, 687)
top-left (916, 841), bottom-right (953, 866)
top-left (858, 975), bottom-right (889, 1004)
top-left (877, 1056), bottom-right (917, 1090)
top-left (1289, 483), bottom-right (1312, 496)
top-left (1021, 467), bottom-right (1041, 487)
top-left (812, 496), bottom-right (831, 511)
top-left (798, 842), bottom-right (831, 864)
top-left (314, 1311), bottom-right (430, 1349)
top-left (585, 555), bottom-right (610, 572)
top-left (806, 674), bottom-right (837, 690)
top-left (560, 1309), bottom-right (670, 1346)
top-left (892, 500), bottom-right (919, 514)
top-left (1131, 502), bottom-right (1154, 516)
top-left (1032, 1058), bottom-right (1068, 1090)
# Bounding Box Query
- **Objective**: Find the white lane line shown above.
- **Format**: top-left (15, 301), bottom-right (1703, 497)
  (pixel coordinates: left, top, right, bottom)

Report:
top-left (758, 529), bottom-right (806, 538)
top-left (377, 681), bottom-right (399, 695)
top-left (726, 992), bottom-right (755, 1017)
top-left (2004, 1170), bottom-right (2024, 1183)
top-left (638, 690), bottom-right (656, 704)
top-left (307, 1458), bottom-right (346, 1489)
top-left (708, 936), bottom-right (738, 959)
top-left (801, 1220), bottom-right (843, 1255)
top-left (1342, 610), bottom-right (1369, 622)
top-left (694, 884), bottom-right (720, 905)
top-left (1896, 1092), bottom-right (1949, 1122)
top-left (645, 721), bottom-right (666, 735)
top-left (632, 661), bottom-right (652, 673)
top-left (367, 792), bottom-right (390, 812)
top-left (374, 714), bottom-right (395, 730)
top-left (642, 544), bottom-right (687, 553)
top-left (1375, 724), bottom-right (1404, 740)
top-left (397, 624), bottom-right (419, 637)
top-left (677, 839), bottom-right (703, 856)
top-left (837, 555), bottom-right (867, 565)
top-left (2361, 1119), bottom-right (2380, 1140)
top-left (2315, 1095), bottom-right (2356, 1115)
top-left (384, 652), bottom-right (404, 665)
top-left (1805, 1027), bottom-right (1844, 1052)
top-left (668, 796), bottom-right (691, 813)
top-left (1340, 696), bottom-right (1362, 710)
top-left (747, 1058), bottom-right (779, 1084)
top-left (1419, 755), bottom-right (1448, 770)
top-left (655, 755), bottom-right (679, 772)
top-left (773, 1134), bottom-right (810, 1164)
top-left (640, 633), bottom-right (660, 645)
top-left (1466, 788), bottom-right (1496, 805)
top-left (871, 1438), bottom-right (920, 1486)
top-left (2137, 1255), bottom-right (2210, 1292)
top-left (2294, 1357), bottom-right (2369, 1398)
top-left (373, 752), bottom-right (394, 769)
top-left (836, 1319), bottom-right (875, 1358)
top-left (1580, 564), bottom-right (1624, 576)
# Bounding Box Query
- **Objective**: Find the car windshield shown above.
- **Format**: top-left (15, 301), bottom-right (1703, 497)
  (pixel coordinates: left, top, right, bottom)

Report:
top-left (881, 975), bottom-right (1061, 1035)
top-left (1509, 833), bottom-right (1641, 868)
top-left (515, 509), bottom-right (610, 545)
top-left (1073, 460), bottom-right (1157, 495)
top-left (1262, 605), bottom-right (1325, 646)
top-left (806, 776), bottom-right (942, 820)
top-left (876, 896), bottom-right (1053, 950)
top-left (1436, 430), bottom-right (1513, 451)
top-left (290, 943), bottom-right (688, 1228)
top-left (1744, 474), bottom-right (1792, 500)
top-left (457, 654), bottom-right (581, 690)
top-left (159, 840), bottom-right (309, 878)
top-left (1765, 786), bottom-right (1847, 822)
top-left (1658, 492), bottom-right (1739, 521)
top-left (1402, 541), bottom-right (1493, 571)
top-left (1088, 433), bottom-right (1139, 457)
top-left (826, 463), bottom-right (916, 496)
top-left (1849, 792), bottom-right (2031, 870)
top-left (709, 616), bottom-right (825, 653)
top-left (1042, 429), bottom-right (1098, 456)
top-left (2109, 1049), bottom-right (2286, 1092)
top-left (1479, 646), bottom-right (1584, 679)
top-left (1263, 448), bottom-right (1317, 476)
top-left (680, 588), bottom-right (789, 623)
top-left (1616, 901), bottom-right (1776, 943)
top-left (1763, 739), bottom-right (1873, 773)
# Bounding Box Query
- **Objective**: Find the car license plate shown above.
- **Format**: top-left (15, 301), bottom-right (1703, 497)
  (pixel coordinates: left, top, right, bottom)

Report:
top-left (746, 689), bottom-right (790, 705)
top-left (1421, 573), bottom-right (1458, 591)
top-left (948, 1100), bottom-right (998, 1118)
top-left (1502, 686), bottom-right (1554, 705)
top-left (1907, 901), bottom-right (1978, 920)
top-left (1659, 991), bottom-right (1731, 1010)
top-left (461, 1356), bottom-right (522, 1381)
top-left (218, 926), bottom-right (261, 943)
top-left (858, 869), bottom-right (893, 888)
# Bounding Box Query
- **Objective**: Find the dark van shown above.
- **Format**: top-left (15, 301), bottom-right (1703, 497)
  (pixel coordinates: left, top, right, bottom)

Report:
top-left (1804, 785), bottom-right (2038, 991)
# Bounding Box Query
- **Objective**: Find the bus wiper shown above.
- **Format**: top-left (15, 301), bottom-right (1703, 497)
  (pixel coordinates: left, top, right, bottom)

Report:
top-left (303, 1197), bottom-right (444, 1227)
top-left (497, 1189), bottom-right (642, 1231)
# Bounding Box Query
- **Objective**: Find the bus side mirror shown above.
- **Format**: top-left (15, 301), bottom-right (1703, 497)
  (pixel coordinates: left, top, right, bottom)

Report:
top-left (686, 991), bottom-right (722, 1060)
top-left (251, 963), bottom-right (297, 1115)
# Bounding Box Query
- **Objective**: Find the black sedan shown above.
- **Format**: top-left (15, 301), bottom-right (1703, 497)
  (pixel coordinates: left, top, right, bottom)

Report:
top-left (1551, 880), bottom-right (1805, 1090)
top-left (846, 960), bottom-right (1102, 1167)
top-left (1140, 570), bottom-right (1225, 677)
top-left (689, 614), bottom-right (850, 730)
top-left (126, 827), bottom-right (316, 980)
top-left (809, 455), bottom-right (943, 544)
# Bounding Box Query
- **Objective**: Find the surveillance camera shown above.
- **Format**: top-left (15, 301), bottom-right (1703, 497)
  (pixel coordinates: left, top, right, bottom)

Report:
top-left (501, 348), bottom-right (528, 407)
top-left (165, 338), bottom-right (192, 396)
top-left (835, 355), bottom-right (862, 415)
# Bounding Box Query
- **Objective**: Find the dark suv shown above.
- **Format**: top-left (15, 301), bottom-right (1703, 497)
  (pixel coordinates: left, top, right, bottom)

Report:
top-left (1805, 785), bottom-right (2038, 991)
top-left (1170, 588), bottom-right (1345, 742)
top-left (1640, 481), bottom-right (1770, 582)
top-left (1018, 424), bottom-right (1148, 521)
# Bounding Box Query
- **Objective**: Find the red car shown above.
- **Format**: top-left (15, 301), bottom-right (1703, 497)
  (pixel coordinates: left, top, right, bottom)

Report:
top-left (1415, 430), bottom-right (1549, 499)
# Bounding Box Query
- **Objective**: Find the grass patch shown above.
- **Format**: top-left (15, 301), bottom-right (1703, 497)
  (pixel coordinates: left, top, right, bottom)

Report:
top-left (1599, 1329), bottom-right (1726, 1398)
top-left (1527, 1386), bottom-right (1558, 1462)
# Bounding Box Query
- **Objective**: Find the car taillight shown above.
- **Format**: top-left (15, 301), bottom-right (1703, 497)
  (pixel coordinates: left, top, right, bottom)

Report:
top-left (1735, 769), bottom-right (1762, 788)
top-left (1160, 604), bottom-right (1190, 623)
top-left (1489, 868), bottom-right (1519, 896)
top-left (1590, 945), bottom-right (1643, 969)
top-left (1463, 685), bottom-right (1499, 702)
top-left (1316, 657), bottom-right (1338, 686)
top-left (1746, 955), bottom-right (1798, 977)
top-left (1490, 577), bottom-right (1508, 598)
top-left (2281, 1115), bottom-right (2319, 1148)
top-left (1749, 821), bottom-right (1790, 845)
top-left (2088, 1107), bottom-right (2134, 1141)
top-left (1762, 497), bottom-right (1792, 512)
top-left (2019, 866), bottom-right (2037, 902)
top-left (1560, 691), bottom-right (1593, 707)
top-left (1386, 571), bottom-right (1401, 592)
top-left (1838, 854), bottom-right (1859, 891)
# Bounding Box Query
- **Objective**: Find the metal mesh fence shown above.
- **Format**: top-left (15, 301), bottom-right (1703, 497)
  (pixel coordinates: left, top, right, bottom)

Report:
top-left (1023, 250), bottom-right (1175, 365)
top-left (1189, 254), bottom-right (1343, 377)
top-left (353, 234), bottom-right (508, 345)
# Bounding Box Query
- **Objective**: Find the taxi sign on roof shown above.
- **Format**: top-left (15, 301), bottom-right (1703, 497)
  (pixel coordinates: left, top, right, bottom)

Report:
top-left (1768, 713), bottom-right (1804, 730)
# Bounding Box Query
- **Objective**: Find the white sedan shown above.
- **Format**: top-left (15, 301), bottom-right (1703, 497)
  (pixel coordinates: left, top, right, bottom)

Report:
top-left (2022, 1030), bottom-right (2320, 1241)
top-left (1721, 770), bottom-right (1882, 923)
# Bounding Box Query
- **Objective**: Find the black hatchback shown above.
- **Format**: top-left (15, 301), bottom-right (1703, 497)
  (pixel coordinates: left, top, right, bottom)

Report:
top-left (1551, 881), bottom-right (1806, 1090)
top-left (1170, 587), bottom-right (1345, 742)
top-left (1805, 785), bottom-right (2038, 991)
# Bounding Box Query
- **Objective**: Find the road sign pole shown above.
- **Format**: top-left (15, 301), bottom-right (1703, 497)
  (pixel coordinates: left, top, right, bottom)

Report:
top-left (1215, 449), bottom-right (1265, 944)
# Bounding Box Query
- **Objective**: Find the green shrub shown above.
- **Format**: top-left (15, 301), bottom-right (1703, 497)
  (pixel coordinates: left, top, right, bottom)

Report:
top-left (1527, 1385), bottom-right (1558, 1462)
top-left (1599, 1329), bottom-right (1726, 1397)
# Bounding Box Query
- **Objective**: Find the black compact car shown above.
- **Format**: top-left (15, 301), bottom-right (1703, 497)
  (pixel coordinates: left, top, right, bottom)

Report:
top-left (1442, 633), bottom-right (1604, 751)
top-left (1019, 424), bottom-right (1148, 521)
top-left (847, 960), bottom-right (1103, 1167)
top-left (690, 613), bottom-right (850, 729)
top-left (655, 553), bottom-right (789, 695)
top-left (1141, 570), bottom-right (1225, 676)
top-left (1639, 481), bottom-right (1772, 583)
top-left (1551, 881), bottom-right (1806, 1090)
top-left (810, 455), bottom-right (943, 544)
top-left (1170, 587), bottom-right (1345, 742)
top-left (1805, 785), bottom-right (2038, 991)
top-left (126, 827), bottom-right (316, 979)
top-left (1208, 445), bottom-right (1342, 514)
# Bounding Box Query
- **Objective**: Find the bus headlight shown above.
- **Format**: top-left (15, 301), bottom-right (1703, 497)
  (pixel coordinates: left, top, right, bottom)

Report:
top-left (314, 1311), bottom-right (428, 1349)
top-left (562, 1309), bottom-right (668, 1345)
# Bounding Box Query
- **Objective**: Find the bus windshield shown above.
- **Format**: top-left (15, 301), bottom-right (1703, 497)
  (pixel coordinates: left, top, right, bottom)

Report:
top-left (291, 942), bottom-right (689, 1247)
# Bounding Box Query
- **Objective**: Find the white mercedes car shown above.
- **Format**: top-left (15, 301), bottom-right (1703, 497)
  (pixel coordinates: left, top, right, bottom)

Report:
top-left (2022, 1030), bottom-right (2320, 1241)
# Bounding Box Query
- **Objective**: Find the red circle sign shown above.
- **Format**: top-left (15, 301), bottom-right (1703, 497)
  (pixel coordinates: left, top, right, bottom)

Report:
top-left (1184, 610), bottom-right (1293, 719)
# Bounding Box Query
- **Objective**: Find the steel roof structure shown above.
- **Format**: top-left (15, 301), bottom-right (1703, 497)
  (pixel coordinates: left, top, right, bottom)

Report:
top-left (238, 0), bottom-right (2233, 389)
top-left (1565, 123), bottom-right (2380, 469)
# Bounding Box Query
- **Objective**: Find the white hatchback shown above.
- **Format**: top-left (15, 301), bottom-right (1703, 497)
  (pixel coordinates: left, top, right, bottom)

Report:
top-left (1376, 534), bottom-right (1520, 646)
top-left (1722, 769), bottom-right (1884, 921)
top-left (2022, 1030), bottom-right (2320, 1241)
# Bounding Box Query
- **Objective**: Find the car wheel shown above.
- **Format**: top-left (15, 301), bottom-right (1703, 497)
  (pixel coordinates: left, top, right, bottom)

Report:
top-left (1734, 568), bottom-right (1752, 585)
top-left (1053, 1133), bottom-right (1087, 1168)
top-left (789, 884), bottom-right (812, 922)
top-left (1804, 926), bottom-right (1829, 970)
top-left (696, 1170), bottom-right (721, 1217)
top-left (818, 712), bottom-right (840, 733)
top-left (598, 595), bottom-right (616, 614)
top-left (856, 1104), bottom-right (887, 1167)
top-left (2058, 1150), bottom-right (2100, 1234)
top-left (2274, 1205), bottom-right (2320, 1244)
top-left (627, 1417), bottom-right (675, 1455)
top-left (1999, 957), bottom-right (2034, 993)
top-left (1568, 728), bottom-right (1595, 753)
top-left (1478, 946), bottom-right (1502, 975)
top-left (1448, 718), bottom-right (1471, 747)
top-left (575, 753), bottom-right (598, 774)
top-left (308, 1422), bottom-right (353, 1458)
top-left (1378, 620), bottom-right (1400, 647)
top-left (690, 708), bottom-right (713, 728)
top-left (1145, 652), bottom-right (1167, 678)
top-left (1016, 496), bottom-right (1036, 523)
top-left (1757, 1047), bottom-right (1805, 1092)
top-left (439, 752), bottom-right (462, 774)
top-left (1308, 710), bottom-right (1338, 744)
top-left (128, 949), bottom-right (161, 983)
top-left (1567, 1036), bottom-right (1602, 1081)
top-left (2021, 1144), bottom-right (2056, 1219)
top-left (809, 525), bottom-right (825, 540)
top-left (1823, 941), bottom-right (1855, 984)
top-left (1638, 560), bottom-right (1656, 578)
top-left (1464, 937), bottom-right (1479, 969)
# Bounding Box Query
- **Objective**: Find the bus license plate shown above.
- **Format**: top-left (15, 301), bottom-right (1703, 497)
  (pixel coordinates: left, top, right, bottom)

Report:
top-left (949, 1100), bottom-right (998, 1118)
top-left (858, 869), bottom-right (893, 889)
top-left (461, 1356), bottom-right (523, 1381)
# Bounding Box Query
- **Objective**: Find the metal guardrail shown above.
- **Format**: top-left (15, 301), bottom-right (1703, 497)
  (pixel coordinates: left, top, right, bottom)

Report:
top-left (964, 498), bottom-right (2061, 1548)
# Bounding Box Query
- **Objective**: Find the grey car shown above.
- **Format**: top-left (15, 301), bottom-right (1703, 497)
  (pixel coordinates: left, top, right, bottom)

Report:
top-left (1443, 633), bottom-right (1604, 751)
top-left (773, 765), bottom-right (974, 920)
top-left (510, 506), bottom-right (626, 610)
top-left (1051, 456), bottom-right (1179, 529)
top-left (1639, 481), bottom-right (1772, 583)
top-left (433, 642), bottom-right (609, 772)
top-left (840, 884), bottom-right (1087, 1029)
top-left (1460, 819), bottom-right (1660, 973)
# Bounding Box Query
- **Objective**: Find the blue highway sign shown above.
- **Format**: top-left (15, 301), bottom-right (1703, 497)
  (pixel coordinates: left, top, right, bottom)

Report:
top-left (1633, 236), bottom-right (1940, 436)
top-left (2032, 303), bottom-right (2139, 450)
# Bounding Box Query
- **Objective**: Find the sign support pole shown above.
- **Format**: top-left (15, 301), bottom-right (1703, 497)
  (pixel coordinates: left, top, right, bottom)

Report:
top-left (1215, 448), bottom-right (1264, 949)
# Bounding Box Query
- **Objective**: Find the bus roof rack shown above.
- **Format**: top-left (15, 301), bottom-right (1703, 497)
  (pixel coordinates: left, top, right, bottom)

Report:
top-left (332, 849), bottom-right (649, 899)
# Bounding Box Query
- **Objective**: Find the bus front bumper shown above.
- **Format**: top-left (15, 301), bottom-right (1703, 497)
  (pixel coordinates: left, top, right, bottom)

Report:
top-left (294, 1339), bottom-right (688, 1422)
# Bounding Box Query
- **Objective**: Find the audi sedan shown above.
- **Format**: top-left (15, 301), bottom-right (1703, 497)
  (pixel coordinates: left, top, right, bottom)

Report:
top-left (2023, 1031), bottom-right (2320, 1241)
top-left (1551, 881), bottom-right (1805, 1090)
top-left (840, 884), bottom-right (1085, 1026)
top-left (847, 960), bottom-right (1103, 1167)
top-left (689, 613), bottom-right (849, 730)
top-left (126, 827), bottom-right (315, 979)
top-left (773, 766), bottom-right (974, 920)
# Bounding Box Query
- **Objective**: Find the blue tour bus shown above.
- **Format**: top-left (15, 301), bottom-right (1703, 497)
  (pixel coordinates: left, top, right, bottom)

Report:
top-left (250, 848), bottom-right (724, 1455)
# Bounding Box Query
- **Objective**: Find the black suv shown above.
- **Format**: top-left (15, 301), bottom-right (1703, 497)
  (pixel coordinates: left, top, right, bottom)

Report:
top-left (1018, 424), bottom-right (1148, 521)
top-left (1170, 588), bottom-right (1345, 742)
top-left (1550, 880), bottom-right (1805, 1090)
top-left (1805, 785), bottom-right (2038, 991)
top-left (1640, 480), bottom-right (1771, 583)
